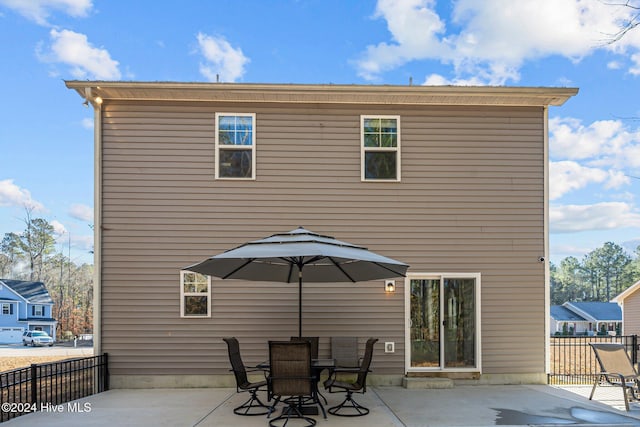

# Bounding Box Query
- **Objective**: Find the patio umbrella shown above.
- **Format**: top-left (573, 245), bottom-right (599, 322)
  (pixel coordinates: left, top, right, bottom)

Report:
top-left (184, 227), bottom-right (409, 337)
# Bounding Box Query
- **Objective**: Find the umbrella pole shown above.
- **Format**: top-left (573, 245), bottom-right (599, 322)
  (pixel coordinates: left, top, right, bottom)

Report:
top-left (298, 270), bottom-right (302, 338)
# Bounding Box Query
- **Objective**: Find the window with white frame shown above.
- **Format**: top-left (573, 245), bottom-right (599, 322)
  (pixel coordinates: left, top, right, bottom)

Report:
top-left (180, 271), bottom-right (211, 317)
top-left (1, 303), bottom-right (11, 315)
top-left (215, 113), bottom-right (256, 179)
top-left (33, 305), bottom-right (43, 316)
top-left (361, 115), bottom-right (401, 181)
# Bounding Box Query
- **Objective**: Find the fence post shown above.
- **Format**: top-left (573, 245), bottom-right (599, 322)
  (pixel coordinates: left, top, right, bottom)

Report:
top-left (104, 353), bottom-right (109, 391)
top-left (30, 364), bottom-right (37, 406)
top-left (633, 335), bottom-right (638, 365)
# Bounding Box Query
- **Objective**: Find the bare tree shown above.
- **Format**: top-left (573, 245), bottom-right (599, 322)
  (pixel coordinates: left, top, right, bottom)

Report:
top-left (603, 1), bottom-right (640, 43)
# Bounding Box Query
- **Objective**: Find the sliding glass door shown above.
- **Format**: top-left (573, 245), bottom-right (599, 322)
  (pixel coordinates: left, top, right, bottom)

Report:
top-left (408, 274), bottom-right (479, 371)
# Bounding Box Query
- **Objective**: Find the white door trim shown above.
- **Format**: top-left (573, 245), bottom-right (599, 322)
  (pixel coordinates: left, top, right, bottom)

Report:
top-left (404, 272), bottom-right (482, 374)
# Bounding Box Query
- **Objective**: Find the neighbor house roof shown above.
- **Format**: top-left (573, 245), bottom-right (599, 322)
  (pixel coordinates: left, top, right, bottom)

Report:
top-left (563, 302), bottom-right (621, 322)
top-left (0, 279), bottom-right (54, 304)
top-left (612, 279), bottom-right (640, 303)
top-left (65, 81), bottom-right (579, 108)
top-left (550, 305), bottom-right (587, 322)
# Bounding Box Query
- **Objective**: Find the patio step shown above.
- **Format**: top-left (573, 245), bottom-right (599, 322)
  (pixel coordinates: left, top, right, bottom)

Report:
top-left (402, 377), bottom-right (454, 389)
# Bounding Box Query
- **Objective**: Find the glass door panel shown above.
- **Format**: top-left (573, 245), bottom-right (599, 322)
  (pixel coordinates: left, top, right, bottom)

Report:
top-left (443, 278), bottom-right (476, 368)
top-left (410, 279), bottom-right (440, 368)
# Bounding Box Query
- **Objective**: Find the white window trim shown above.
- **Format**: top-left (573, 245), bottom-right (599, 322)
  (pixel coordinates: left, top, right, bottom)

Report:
top-left (215, 112), bottom-right (256, 180)
top-left (1, 303), bottom-right (11, 315)
top-left (33, 305), bottom-right (44, 316)
top-left (404, 272), bottom-right (482, 374)
top-left (360, 115), bottom-right (401, 182)
top-left (180, 270), bottom-right (212, 318)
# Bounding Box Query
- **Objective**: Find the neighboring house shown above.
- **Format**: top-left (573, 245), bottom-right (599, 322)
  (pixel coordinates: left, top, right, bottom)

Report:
top-left (550, 305), bottom-right (588, 335)
top-left (0, 279), bottom-right (57, 343)
top-left (551, 301), bottom-right (622, 336)
top-left (612, 279), bottom-right (640, 335)
top-left (66, 81), bottom-right (577, 388)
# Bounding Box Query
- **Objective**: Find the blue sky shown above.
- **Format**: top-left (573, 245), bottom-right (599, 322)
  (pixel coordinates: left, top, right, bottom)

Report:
top-left (1, 0), bottom-right (640, 266)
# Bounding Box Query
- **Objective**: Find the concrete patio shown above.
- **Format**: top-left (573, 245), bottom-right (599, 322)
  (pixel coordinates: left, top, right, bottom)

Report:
top-left (3, 384), bottom-right (640, 426)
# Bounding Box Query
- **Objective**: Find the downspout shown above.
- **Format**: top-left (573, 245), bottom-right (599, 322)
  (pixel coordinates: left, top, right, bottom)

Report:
top-left (93, 97), bottom-right (103, 356)
top-left (544, 106), bottom-right (551, 375)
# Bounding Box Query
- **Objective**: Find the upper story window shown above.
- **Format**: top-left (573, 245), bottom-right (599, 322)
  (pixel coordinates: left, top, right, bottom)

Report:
top-left (215, 113), bottom-right (256, 180)
top-left (361, 115), bottom-right (401, 181)
top-left (32, 305), bottom-right (44, 316)
top-left (180, 271), bottom-right (211, 318)
top-left (2, 303), bottom-right (12, 315)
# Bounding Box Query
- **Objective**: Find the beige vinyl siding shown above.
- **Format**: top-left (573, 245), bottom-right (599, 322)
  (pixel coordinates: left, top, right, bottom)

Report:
top-left (100, 100), bottom-right (545, 377)
top-left (622, 291), bottom-right (640, 335)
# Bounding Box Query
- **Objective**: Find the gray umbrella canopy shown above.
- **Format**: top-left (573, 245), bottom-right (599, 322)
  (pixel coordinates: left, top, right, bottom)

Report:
top-left (184, 227), bottom-right (409, 336)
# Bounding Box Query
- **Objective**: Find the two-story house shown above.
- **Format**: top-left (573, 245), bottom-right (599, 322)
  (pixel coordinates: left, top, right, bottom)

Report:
top-left (0, 279), bottom-right (57, 343)
top-left (66, 81), bottom-right (577, 388)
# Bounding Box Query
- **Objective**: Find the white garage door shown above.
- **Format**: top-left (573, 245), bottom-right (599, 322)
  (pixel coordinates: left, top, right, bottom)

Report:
top-left (0, 328), bottom-right (24, 344)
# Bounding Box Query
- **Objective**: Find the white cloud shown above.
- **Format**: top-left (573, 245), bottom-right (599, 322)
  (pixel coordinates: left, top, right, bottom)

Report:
top-left (550, 202), bottom-right (640, 233)
top-left (423, 73), bottom-right (488, 86)
top-left (356, 0), bottom-right (447, 80)
top-left (38, 29), bottom-right (121, 80)
top-left (72, 234), bottom-right (94, 252)
top-left (631, 52), bottom-right (640, 75)
top-left (607, 60), bottom-right (623, 70)
top-left (550, 161), bottom-right (607, 200)
top-left (50, 219), bottom-right (67, 237)
top-left (69, 203), bottom-right (93, 222)
top-left (356, 0), bottom-right (640, 83)
top-left (0, 179), bottom-right (44, 211)
top-left (549, 117), bottom-right (640, 169)
top-left (196, 33), bottom-right (249, 83)
top-left (0, 0), bottom-right (92, 26)
top-left (81, 117), bottom-right (93, 129)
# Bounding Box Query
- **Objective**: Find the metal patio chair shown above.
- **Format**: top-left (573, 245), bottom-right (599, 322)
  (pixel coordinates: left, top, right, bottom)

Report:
top-left (290, 336), bottom-right (320, 360)
top-left (330, 336), bottom-right (360, 372)
top-left (324, 337), bottom-right (378, 416)
top-left (589, 342), bottom-right (640, 411)
top-left (222, 337), bottom-right (270, 416)
top-left (267, 340), bottom-right (326, 427)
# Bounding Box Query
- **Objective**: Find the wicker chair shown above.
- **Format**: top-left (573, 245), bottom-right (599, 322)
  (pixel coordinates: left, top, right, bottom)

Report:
top-left (267, 340), bottom-right (326, 427)
top-left (589, 342), bottom-right (640, 411)
top-left (222, 337), bottom-right (270, 416)
top-left (324, 338), bottom-right (378, 416)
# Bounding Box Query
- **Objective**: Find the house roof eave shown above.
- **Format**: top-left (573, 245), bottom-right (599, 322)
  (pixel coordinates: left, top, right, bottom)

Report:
top-left (612, 279), bottom-right (640, 303)
top-left (64, 81), bottom-right (579, 108)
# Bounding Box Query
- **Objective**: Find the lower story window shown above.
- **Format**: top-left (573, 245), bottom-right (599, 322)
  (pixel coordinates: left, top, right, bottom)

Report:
top-left (180, 271), bottom-right (211, 317)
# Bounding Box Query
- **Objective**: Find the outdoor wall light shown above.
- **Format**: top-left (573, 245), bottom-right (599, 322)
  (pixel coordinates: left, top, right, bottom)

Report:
top-left (385, 280), bottom-right (395, 293)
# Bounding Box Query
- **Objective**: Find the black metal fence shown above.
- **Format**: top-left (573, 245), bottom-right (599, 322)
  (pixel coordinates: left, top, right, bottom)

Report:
top-left (548, 335), bottom-right (638, 385)
top-left (0, 353), bottom-right (108, 423)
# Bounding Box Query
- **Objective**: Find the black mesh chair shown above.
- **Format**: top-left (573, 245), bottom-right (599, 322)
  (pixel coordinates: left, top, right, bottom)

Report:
top-left (291, 336), bottom-right (327, 404)
top-left (330, 336), bottom-right (360, 370)
top-left (290, 336), bottom-right (320, 359)
top-left (222, 337), bottom-right (270, 416)
top-left (267, 340), bottom-right (326, 427)
top-left (324, 337), bottom-right (378, 416)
